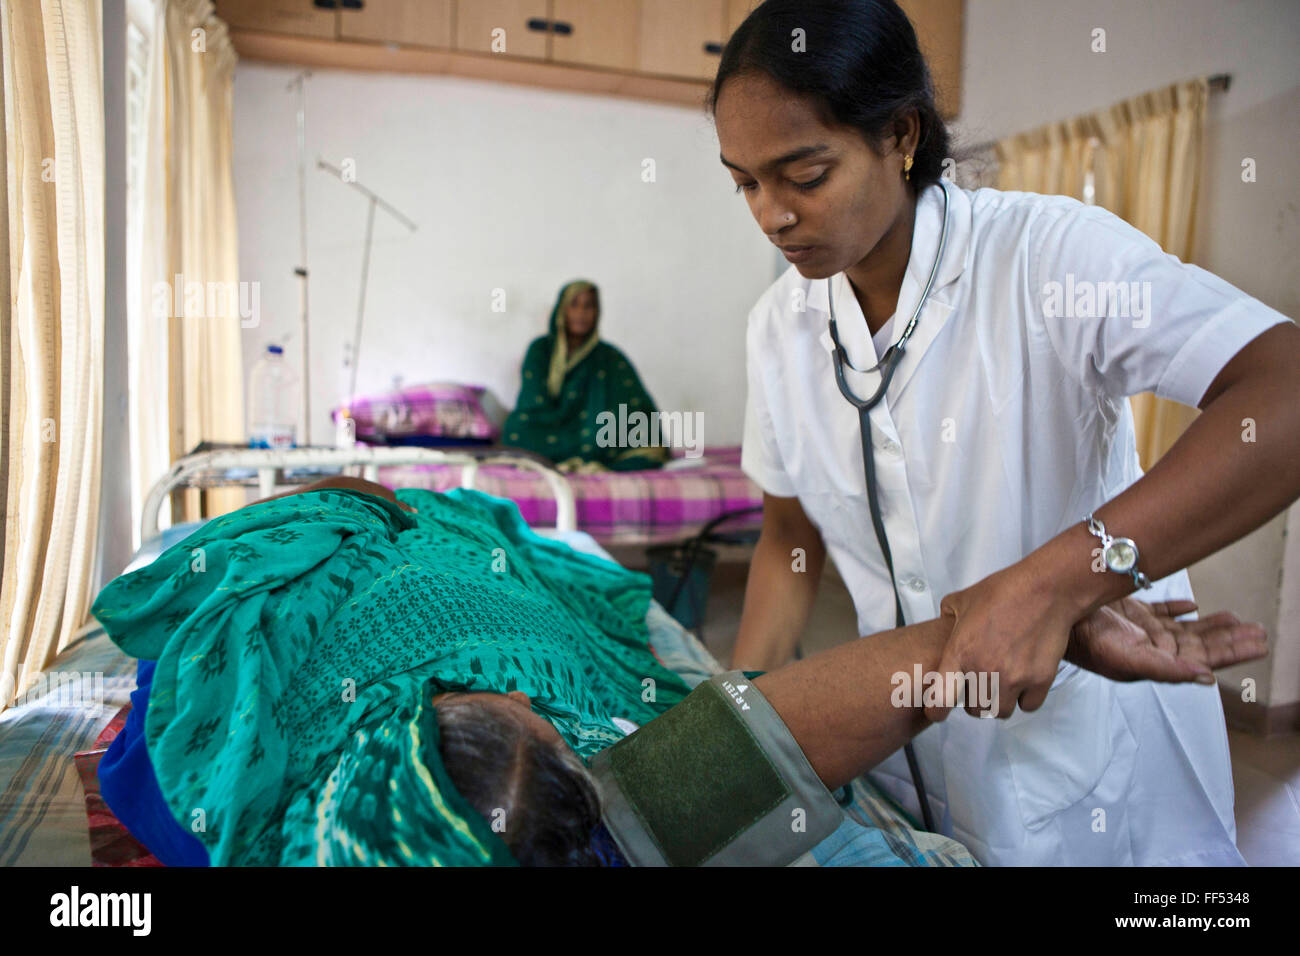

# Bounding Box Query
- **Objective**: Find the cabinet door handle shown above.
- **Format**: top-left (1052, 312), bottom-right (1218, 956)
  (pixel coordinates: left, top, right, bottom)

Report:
top-left (704, 42), bottom-right (723, 55)
top-left (313, 0), bottom-right (339, 9)
top-left (340, 0), bottom-right (363, 9)
top-left (524, 19), bottom-right (573, 36)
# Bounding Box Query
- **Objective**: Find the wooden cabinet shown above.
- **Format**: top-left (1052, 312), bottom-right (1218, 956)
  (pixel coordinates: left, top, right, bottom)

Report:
top-left (549, 0), bottom-right (639, 72)
top-left (897, 0), bottom-right (964, 118)
top-left (214, 0), bottom-right (337, 40)
top-left (218, 0), bottom-right (963, 115)
top-left (638, 0), bottom-right (726, 81)
top-left (338, 0), bottom-right (453, 49)
top-left (725, 0), bottom-right (761, 38)
top-left (456, 0), bottom-right (551, 59)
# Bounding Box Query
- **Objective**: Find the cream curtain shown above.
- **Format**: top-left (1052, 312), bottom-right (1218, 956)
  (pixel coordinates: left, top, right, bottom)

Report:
top-left (994, 78), bottom-right (1210, 469)
top-left (1, 0), bottom-right (105, 706)
top-left (132, 0), bottom-right (242, 532)
top-left (126, 0), bottom-right (170, 547)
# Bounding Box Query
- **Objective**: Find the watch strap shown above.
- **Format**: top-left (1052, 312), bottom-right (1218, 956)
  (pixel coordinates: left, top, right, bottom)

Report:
top-left (1083, 513), bottom-right (1152, 590)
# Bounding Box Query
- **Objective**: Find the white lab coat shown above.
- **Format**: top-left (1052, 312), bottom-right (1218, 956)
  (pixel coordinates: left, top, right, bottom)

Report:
top-left (741, 181), bottom-right (1291, 866)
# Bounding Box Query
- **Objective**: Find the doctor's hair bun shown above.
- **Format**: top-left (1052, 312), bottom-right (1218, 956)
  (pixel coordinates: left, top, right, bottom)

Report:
top-left (707, 0), bottom-right (951, 196)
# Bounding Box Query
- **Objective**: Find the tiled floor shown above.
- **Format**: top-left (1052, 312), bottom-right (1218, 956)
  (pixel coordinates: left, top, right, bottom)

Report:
top-left (1227, 729), bottom-right (1300, 866)
top-left (636, 550), bottom-right (1300, 866)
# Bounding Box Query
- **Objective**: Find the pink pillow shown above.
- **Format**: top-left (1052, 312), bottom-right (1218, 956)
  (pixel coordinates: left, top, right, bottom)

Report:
top-left (334, 383), bottom-right (498, 443)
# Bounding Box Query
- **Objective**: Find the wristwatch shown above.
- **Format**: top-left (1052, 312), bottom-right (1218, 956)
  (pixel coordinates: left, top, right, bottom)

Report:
top-left (1083, 513), bottom-right (1152, 589)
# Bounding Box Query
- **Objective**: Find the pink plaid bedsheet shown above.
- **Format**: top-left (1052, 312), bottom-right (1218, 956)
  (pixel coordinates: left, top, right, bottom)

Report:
top-left (378, 446), bottom-right (764, 546)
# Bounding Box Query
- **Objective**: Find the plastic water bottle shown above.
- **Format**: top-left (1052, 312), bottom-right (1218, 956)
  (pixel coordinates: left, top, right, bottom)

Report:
top-left (248, 344), bottom-right (298, 449)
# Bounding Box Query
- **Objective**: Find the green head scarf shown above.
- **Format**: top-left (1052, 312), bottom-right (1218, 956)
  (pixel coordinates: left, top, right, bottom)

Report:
top-left (546, 279), bottom-right (601, 399)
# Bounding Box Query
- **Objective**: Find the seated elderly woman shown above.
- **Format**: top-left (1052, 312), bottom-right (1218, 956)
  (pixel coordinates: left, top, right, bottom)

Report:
top-left (501, 280), bottom-right (670, 472)
top-left (92, 478), bottom-right (1266, 867)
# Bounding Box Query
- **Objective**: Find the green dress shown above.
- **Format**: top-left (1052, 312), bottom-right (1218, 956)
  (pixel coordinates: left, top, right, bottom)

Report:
top-left (502, 284), bottom-right (670, 471)
top-left (90, 487), bottom-right (691, 866)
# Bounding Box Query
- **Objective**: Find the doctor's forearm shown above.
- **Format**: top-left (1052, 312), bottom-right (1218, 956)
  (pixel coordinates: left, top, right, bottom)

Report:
top-left (731, 526), bottom-right (826, 670)
top-left (754, 618), bottom-right (950, 791)
top-left (1029, 322), bottom-right (1300, 620)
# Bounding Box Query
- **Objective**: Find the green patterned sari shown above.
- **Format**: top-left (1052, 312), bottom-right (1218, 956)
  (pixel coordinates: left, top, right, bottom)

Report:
top-left (91, 487), bottom-right (691, 865)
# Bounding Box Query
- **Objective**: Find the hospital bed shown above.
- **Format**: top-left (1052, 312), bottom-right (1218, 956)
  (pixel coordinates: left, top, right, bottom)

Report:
top-left (137, 443), bottom-right (764, 548)
top-left (0, 448), bottom-right (976, 867)
top-left (138, 445), bottom-right (579, 543)
top-left (337, 380), bottom-right (764, 546)
top-left (378, 446), bottom-right (765, 547)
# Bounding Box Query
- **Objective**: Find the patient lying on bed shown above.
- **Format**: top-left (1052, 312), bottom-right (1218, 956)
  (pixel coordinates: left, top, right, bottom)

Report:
top-left (91, 477), bottom-right (1266, 867)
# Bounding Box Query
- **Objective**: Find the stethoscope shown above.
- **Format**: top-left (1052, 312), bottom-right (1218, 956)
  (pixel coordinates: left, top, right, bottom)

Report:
top-left (825, 178), bottom-right (951, 832)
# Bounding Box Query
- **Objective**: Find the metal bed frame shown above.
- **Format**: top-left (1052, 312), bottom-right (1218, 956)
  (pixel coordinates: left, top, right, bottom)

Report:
top-left (140, 446), bottom-right (578, 543)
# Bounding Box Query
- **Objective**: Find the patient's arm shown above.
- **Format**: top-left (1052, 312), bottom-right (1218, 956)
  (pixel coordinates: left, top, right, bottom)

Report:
top-left (754, 618), bottom-right (947, 792)
top-left (754, 600), bottom-right (1267, 791)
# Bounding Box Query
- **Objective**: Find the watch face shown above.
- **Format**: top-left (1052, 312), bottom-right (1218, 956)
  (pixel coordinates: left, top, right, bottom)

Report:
top-left (1105, 538), bottom-right (1138, 573)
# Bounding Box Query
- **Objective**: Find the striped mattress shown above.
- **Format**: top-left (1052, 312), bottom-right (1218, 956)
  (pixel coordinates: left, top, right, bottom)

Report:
top-left (378, 446), bottom-right (764, 546)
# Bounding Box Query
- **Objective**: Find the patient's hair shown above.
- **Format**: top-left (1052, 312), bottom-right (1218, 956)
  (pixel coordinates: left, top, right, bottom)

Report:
top-left (706, 0), bottom-right (952, 197)
top-left (436, 700), bottom-right (603, 866)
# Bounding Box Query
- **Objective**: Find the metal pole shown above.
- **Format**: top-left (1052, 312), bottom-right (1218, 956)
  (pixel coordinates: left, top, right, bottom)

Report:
top-left (315, 158), bottom-right (418, 414)
top-left (317, 159), bottom-right (418, 231)
top-left (953, 73), bottom-right (1232, 161)
top-left (287, 71), bottom-right (312, 446)
top-left (348, 196), bottom-right (378, 405)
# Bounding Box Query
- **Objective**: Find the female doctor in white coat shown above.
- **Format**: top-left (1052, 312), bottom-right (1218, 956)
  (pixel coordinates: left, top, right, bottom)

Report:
top-left (711, 0), bottom-right (1300, 866)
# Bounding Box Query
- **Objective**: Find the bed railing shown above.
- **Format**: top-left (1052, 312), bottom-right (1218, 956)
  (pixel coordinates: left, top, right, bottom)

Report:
top-left (140, 446), bottom-right (578, 542)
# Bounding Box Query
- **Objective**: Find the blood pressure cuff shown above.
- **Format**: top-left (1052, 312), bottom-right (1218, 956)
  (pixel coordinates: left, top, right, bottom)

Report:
top-left (589, 671), bottom-right (844, 866)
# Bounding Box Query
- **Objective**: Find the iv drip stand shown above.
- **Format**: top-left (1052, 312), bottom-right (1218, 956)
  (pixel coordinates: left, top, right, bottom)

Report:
top-left (286, 70), bottom-right (312, 446)
top-left (316, 158), bottom-right (418, 409)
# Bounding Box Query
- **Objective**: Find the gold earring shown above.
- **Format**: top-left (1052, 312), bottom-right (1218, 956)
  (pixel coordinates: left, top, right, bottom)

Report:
top-left (903, 154), bottom-right (913, 181)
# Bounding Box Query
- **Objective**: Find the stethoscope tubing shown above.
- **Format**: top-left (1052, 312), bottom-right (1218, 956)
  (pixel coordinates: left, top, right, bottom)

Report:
top-left (827, 177), bottom-right (952, 406)
top-left (823, 179), bottom-right (952, 833)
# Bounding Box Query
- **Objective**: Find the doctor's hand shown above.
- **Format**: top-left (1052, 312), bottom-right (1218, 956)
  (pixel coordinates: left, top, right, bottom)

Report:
top-left (931, 567), bottom-right (1079, 721)
top-left (1066, 598), bottom-right (1267, 684)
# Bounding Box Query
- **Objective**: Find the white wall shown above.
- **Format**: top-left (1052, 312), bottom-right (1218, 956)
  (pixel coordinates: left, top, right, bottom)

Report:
top-left (232, 64), bottom-right (779, 452)
top-left (954, 0), bottom-right (1300, 707)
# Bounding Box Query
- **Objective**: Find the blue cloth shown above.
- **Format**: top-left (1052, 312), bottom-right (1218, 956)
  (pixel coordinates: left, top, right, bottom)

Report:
top-left (811, 816), bottom-right (911, 867)
top-left (589, 823), bottom-right (628, 866)
top-left (97, 660), bottom-right (209, 866)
